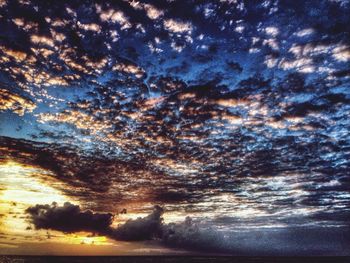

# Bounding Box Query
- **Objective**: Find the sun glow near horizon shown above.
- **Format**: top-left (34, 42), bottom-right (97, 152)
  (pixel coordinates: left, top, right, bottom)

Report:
top-left (0, 160), bottom-right (86, 248)
top-left (0, 160), bottom-right (70, 204)
top-left (0, 160), bottom-right (146, 252)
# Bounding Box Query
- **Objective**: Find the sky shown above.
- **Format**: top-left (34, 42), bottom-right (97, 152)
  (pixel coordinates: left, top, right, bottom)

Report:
top-left (0, 0), bottom-right (349, 256)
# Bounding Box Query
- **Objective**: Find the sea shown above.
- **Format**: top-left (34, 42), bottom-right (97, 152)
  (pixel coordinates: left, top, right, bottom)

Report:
top-left (0, 257), bottom-right (349, 263)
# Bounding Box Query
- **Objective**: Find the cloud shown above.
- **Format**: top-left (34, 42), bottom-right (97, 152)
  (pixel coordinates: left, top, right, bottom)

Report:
top-left (0, 88), bottom-right (36, 116)
top-left (264, 26), bottom-right (279, 37)
top-left (332, 44), bottom-right (350, 62)
top-left (27, 202), bottom-right (350, 255)
top-left (96, 7), bottom-right (132, 30)
top-left (26, 202), bottom-right (229, 252)
top-left (163, 19), bottom-right (193, 34)
top-left (25, 202), bottom-right (113, 234)
top-left (161, 217), bottom-right (227, 253)
top-left (111, 205), bottom-right (164, 241)
top-left (1, 0), bottom-right (350, 247)
top-left (26, 202), bottom-right (165, 241)
top-left (143, 4), bottom-right (164, 20)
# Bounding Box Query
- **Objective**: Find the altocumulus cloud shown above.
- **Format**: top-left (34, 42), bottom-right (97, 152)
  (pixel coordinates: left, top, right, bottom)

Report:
top-left (26, 202), bottom-right (228, 252)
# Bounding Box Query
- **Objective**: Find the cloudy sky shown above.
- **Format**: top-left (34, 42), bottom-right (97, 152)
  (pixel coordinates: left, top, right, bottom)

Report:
top-left (0, 0), bottom-right (349, 256)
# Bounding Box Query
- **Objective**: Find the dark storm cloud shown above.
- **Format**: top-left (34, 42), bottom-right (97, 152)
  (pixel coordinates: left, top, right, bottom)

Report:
top-left (25, 202), bottom-right (113, 233)
top-left (26, 202), bottom-right (237, 252)
top-left (25, 202), bottom-right (350, 255)
top-left (111, 205), bottom-right (164, 241)
top-left (25, 202), bottom-right (230, 252)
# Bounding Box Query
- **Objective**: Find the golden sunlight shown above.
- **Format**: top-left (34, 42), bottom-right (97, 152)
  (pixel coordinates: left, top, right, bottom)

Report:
top-left (0, 159), bottom-right (121, 254)
top-left (0, 160), bottom-right (69, 205)
top-left (0, 160), bottom-right (76, 247)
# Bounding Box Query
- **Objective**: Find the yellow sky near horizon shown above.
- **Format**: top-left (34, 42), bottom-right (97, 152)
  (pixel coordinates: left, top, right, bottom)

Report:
top-left (0, 159), bottom-right (189, 255)
top-left (0, 159), bottom-right (115, 254)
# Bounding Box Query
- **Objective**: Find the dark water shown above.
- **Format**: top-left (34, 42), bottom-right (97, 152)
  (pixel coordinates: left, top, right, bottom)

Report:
top-left (0, 256), bottom-right (349, 263)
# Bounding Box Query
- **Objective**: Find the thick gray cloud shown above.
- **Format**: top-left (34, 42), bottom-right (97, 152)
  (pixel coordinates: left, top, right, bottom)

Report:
top-left (26, 202), bottom-right (228, 252)
top-left (111, 205), bottom-right (164, 241)
top-left (25, 202), bottom-right (350, 255)
top-left (26, 203), bottom-right (164, 240)
top-left (25, 202), bottom-right (113, 234)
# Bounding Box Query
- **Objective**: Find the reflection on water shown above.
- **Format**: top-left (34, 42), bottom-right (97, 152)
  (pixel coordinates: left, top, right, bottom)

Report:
top-left (0, 256), bottom-right (348, 263)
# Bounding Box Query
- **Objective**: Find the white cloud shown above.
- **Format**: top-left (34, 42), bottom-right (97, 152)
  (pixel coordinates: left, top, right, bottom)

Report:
top-left (265, 26), bottom-right (279, 37)
top-left (97, 6), bottom-right (132, 30)
top-left (295, 28), bottom-right (314, 37)
top-left (264, 55), bottom-right (278, 68)
top-left (332, 45), bottom-right (350, 62)
top-left (164, 19), bottom-right (193, 34)
top-left (279, 58), bottom-right (315, 73)
top-left (263, 38), bottom-right (279, 50)
top-left (144, 4), bottom-right (164, 20)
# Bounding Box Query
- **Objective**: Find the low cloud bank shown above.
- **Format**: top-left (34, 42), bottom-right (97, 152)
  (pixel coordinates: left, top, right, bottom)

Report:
top-left (26, 202), bottom-right (350, 255)
top-left (110, 205), bottom-right (164, 241)
top-left (26, 202), bottom-right (228, 253)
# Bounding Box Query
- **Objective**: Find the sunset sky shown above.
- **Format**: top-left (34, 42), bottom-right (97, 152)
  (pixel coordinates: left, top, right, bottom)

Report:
top-left (0, 0), bottom-right (349, 256)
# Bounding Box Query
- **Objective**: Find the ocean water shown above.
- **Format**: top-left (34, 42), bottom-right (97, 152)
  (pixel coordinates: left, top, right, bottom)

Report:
top-left (0, 256), bottom-right (349, 263)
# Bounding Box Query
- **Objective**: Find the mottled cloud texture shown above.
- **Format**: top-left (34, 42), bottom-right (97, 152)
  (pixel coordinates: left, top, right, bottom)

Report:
top-left (0, 0), bottom-right (349, 255)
